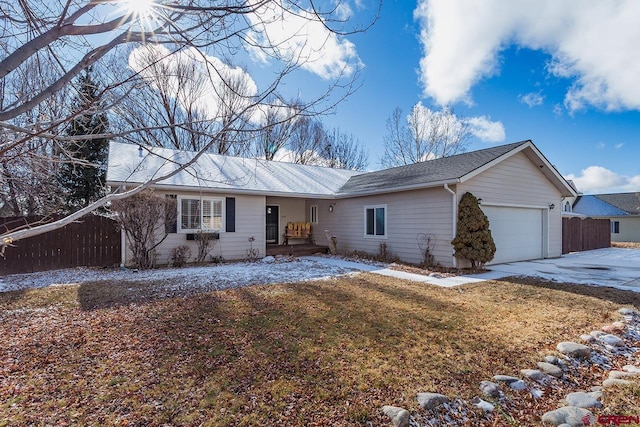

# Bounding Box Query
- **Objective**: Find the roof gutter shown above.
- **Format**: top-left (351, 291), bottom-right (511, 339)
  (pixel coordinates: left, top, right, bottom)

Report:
top-left (107, 181), bottom-right (338, 200)
top-left (444, 183), bottom-right (457, 269)
top-left (335, 178), bottom-right (461, 199)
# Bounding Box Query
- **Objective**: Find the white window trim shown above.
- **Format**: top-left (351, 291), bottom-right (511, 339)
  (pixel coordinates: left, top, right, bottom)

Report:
top-left (310, 205), bottom-right (318, 224)
top-left (611, 221), bottom-right (620, 234)
top-left (177, 196), bottom-right (225, 233)
top-left (364, 204), bottom-right (387, 239)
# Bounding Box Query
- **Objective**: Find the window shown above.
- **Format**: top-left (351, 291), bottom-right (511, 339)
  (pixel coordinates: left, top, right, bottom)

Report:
top-left (364, 205), bottom-right (386, 237)
top-left (178, 197), bottom-right (224, 232)
top-left (310, 205), bottom-right (318, 224)
top-left (563, 201), bottom-right (571, 212)
top-left (611, 221), bottom-right (620, 234)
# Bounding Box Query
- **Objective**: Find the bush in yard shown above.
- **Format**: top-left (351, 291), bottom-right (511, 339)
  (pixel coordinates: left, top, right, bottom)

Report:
top-left (194, 231), bottom-right (217, 264)
top-left (451, 192), bottom-right (496, 269)
top-left (171, 245), bottom-right (192, 267)
top-left (112, 189), bottom-right (177, 270)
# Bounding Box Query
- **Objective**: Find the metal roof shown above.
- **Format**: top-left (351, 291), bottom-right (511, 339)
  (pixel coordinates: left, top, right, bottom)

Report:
top-left (106, 141), bottom-right (363, 197)
top-left (573, 193), bottom-right (640, 217)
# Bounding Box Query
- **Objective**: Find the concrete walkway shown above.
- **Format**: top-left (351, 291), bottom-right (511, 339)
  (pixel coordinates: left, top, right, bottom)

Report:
top-left (301, 256), bottom-right (501, 287)
top-left (303, 247), bottom-right (640, 292)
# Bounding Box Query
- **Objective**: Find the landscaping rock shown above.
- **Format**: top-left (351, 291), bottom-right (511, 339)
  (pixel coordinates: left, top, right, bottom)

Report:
top-left (590, 330), bottom-right (605, 338)
top-left (382, 406), bottom-right (410, 427)
top-left (565, 392), bottom-right (602, 409)
top-left (608, 370), bottom-right (640, 379)
top-left (544, 355), bottom-right (560, 364)
top-left (579, 334), bottom-right (595, 343)
top-left (543, 355), bottom-right (569, 368)
top-left (537, 361), bottom-right (563, 378)
top-left (602, 322), bottom-right (625, 333)
top-left (520, 369), bottom-right (544, 380)
top-left (619, 307), bottom-right (637, 316)
top-left (261, 256), bottom-right (276, 263)
top-left (492, 374), bottom-right (520, 384)
top-left (623, 365), bottom-right (640, 374)
top-left (531, 388), bottom-right (544, 399)
top-left (541, 407), bottom-right (593, 427)
top-left (416, 392), bottom-right (449, 410)
top-left (479, 381), bottom-right (501, 398)
top-left (599, 334), bottom-right (624, 347)
top-left (602, 378), bottom-right (634, 388)
top-left (509, 380), bottom-right (527, 391)
top-left (556, 342), bottom-right (591, 359)
top-left (492, 375), bottom-right (526, 390)
top-left (471, 397), bottom-right (494, 412)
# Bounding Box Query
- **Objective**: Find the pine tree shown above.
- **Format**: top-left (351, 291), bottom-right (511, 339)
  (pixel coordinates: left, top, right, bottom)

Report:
top-left (451, 192), bottom-right (496, 269)
top-left (57, 67), bottom-right (109, 213)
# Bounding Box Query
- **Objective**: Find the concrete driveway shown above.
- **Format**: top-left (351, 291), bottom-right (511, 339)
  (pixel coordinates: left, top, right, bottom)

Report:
top-left (478, 247), bottom-right (640, 291)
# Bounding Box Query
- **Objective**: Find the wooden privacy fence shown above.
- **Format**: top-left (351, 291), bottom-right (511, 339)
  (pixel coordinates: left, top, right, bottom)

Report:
top-left (0, 215), bottom-right (121, 276)
top-left (562, 217), bottom-right (611, 254)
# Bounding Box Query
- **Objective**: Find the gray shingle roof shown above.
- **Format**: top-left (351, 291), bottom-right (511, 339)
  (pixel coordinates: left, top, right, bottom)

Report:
top-left (338, 141), bottom-right (529, 194)
top-left (595, 193), bottom-right (640, 215)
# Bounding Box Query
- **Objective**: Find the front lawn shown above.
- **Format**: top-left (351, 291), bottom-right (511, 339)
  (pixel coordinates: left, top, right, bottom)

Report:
top-left (1, 273), bottom-right (638, 426)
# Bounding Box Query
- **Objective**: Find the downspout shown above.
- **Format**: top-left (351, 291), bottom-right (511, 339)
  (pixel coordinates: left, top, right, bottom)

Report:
top-left (444, 184), bottom-right (457, 268)
top-left (120, 186), bottom-right (127, 268)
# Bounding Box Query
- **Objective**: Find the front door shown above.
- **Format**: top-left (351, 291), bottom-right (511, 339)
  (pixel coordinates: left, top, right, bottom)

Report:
top-left (266, 205), bottom-right (279, 244)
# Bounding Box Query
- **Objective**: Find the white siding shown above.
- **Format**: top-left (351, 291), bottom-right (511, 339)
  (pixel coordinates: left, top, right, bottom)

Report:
top-left (266, 197), bottom-right (307, 245)
top-left (311, 188), bottom-right (455, 266)
top-left (457, 151), bottom-right (564, 259)
top-left (123, 192), bottom-right (265, 267)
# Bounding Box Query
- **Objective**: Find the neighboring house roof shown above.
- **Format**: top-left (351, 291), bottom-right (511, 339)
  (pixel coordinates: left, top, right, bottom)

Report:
top-left (595, 193), bottom-right (640, 215)
top-left (106, 141), bottom-right (363, 198)
top-left (573, 193), bottom-right (640, 217)
top-left (107, 139), bottom-right (577, 198)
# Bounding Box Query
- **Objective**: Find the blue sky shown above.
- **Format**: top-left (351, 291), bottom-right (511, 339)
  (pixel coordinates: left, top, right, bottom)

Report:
top-left (290, 0), bottom-right (640, 194)
top-left (116, 0), bottom-right (640, 194)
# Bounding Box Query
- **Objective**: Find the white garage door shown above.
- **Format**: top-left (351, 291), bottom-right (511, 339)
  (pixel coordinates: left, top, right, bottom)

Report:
top-left (482, 206), bottom-right (544, 264)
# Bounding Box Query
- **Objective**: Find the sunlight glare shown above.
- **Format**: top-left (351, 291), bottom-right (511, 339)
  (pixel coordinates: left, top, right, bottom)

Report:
top-left (124, 0), bottom-right (157, 18)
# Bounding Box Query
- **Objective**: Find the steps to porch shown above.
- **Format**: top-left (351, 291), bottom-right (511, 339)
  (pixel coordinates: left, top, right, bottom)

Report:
top-left (266, 244), bottom-right (330, 257)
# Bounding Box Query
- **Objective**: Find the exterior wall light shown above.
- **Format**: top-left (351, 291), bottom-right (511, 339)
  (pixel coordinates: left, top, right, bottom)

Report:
top-left (328, 205), bottom-right (334, 212)
top-left (549, 203), bottom-right (555, 210)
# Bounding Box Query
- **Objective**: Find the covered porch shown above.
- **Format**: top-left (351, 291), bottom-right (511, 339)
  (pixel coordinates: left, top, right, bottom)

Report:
top-left (265, 196), bottom-right (326, 247)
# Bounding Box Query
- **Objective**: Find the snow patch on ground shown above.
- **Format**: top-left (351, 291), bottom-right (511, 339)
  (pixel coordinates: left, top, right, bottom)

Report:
top-left (0, 257), bottom-right (363, 294)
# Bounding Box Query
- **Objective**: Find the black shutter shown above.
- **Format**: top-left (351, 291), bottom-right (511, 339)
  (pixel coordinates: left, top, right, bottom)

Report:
top-left (226, 197), bottom-right (236, 232)
top-left (165, 194), bottom-right (178, 234)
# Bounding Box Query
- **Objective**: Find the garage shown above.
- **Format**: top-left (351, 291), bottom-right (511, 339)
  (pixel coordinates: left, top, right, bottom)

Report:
top-left (482, 206), bottom-right (545, 264)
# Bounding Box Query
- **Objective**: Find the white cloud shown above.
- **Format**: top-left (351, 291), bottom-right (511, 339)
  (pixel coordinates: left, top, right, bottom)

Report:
top-left (615, 143), bottom-right (624, 149)
top-left (334, 1), bottom-right (353, 20)
top-left (407, 103), bottom-right (505, 144)
top-left (129, 45), bottom-right (258, 121)
top-left (245, 0), bottom-right (362, 79)
top-left (465, 116), bottom-right (505, 142)
top-left (414, 0), bottom-right (640, 112)
top-left (565, 166), bottom-right (640, 193)
top-left (597, 142), bottom-right (606, 149)
top-left (519, 92), bottom-right (544, 107)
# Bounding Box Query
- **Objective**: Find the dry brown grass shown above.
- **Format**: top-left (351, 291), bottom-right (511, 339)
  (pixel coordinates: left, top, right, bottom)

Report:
top-left (1, 274), bottom-right (638, 426)
top-left (612, 241), bottom-right (640, 249)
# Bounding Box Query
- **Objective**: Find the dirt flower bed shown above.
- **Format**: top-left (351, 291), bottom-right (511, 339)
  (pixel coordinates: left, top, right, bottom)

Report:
top-left (1, 273), bottom-right (638, 426)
